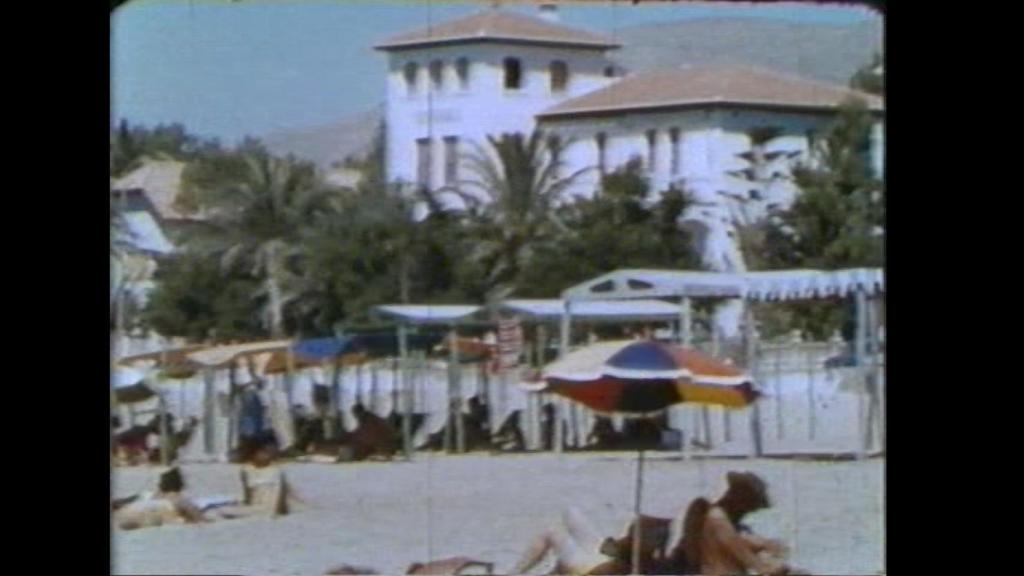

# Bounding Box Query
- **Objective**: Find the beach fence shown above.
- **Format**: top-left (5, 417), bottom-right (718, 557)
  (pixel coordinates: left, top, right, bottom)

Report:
top-left (136, 335), bottom-right (883, 463)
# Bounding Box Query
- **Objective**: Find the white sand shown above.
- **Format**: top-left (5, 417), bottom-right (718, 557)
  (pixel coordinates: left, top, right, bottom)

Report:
top-left (113, 453), bottom-right (884, 575)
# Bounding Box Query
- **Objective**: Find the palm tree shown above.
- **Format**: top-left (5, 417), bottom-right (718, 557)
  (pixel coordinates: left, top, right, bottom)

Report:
top-left (188, 152), bottom-right (330, 338)
top-left (451, 130), bottom-right (591, 300)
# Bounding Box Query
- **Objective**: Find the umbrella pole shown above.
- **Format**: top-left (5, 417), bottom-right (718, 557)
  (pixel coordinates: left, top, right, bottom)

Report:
top-left (399, 323), bottom-right (413, 460)
top-left (159, 343), bottom-right (170, 466)
top-left (631, 449), bottom-right (645, 575)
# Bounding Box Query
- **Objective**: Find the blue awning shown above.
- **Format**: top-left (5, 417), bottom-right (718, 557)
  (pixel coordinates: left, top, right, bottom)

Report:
top-left (291, 333), bottom-right (445, 361)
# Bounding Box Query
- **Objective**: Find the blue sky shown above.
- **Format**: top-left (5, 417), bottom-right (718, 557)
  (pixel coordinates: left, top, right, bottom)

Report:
top-left (112, 1), bottom-right (879, 144)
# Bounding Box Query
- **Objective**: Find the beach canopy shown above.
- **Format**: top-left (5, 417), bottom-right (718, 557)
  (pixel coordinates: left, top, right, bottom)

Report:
top-left (501, 299), bottom-right (680, 322)
top-left (113, 367), bottom-right (157, 404)
top-left (375, 304), bottom-right (482, 325)
top-left (186, 340), bottom-right (293, 368)
top-left (288, 334), bottom-right (444, 363)
top-left (561, 268), bottom-right (884, 302)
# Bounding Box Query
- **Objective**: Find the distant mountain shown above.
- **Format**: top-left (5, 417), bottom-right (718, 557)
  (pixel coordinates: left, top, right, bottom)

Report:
top-left (263, 18), bottom-right (882, 168)
top-left (262, 105), bottom-right (383, 169)
top-left (611, 17), bottom-right (882, 86)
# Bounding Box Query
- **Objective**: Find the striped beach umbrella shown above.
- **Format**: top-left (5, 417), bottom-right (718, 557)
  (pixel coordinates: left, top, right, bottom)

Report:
top-left (539, 339), bottom-right (760, 574)
top-left (543, 339), bottom-right (759, 415)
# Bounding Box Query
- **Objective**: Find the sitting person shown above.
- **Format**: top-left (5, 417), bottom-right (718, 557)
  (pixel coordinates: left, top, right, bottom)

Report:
top-left (214, 442), bottom-right (303, 518)
top-left (350, 403), bottom-right (399, 461)
top-left (586, 417), bottom-right (620, 450)
top-left (492, 410), bottom-right (526, 452)
top-left (509, 507), bottom-right (670, 575)
top-left (665, 471), bottom-right (791, 575)
top-left (113, 467), bottom-right (207, 530)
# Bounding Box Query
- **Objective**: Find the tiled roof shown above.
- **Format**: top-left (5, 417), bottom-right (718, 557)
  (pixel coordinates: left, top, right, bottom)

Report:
top-left (539, 65), bottom-right (884, 118)
top-left (375, 9), bottom-right (619, 51)
top-left (112, 160), bottom-right (197, 221)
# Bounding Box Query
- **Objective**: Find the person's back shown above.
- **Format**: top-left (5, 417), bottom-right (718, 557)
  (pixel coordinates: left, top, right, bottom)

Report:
top-left (691, 472), bottom-right (788, 576)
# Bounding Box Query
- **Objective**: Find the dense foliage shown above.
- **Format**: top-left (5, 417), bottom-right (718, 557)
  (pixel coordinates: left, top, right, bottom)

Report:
top-left (115, 74), bottom-right (883, 344)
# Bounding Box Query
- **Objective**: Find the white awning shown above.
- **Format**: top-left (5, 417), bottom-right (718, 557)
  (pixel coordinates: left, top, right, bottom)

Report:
top-left (561, 268), bottom-right (883, 302)
top-left (186, 340), bottom-right (294, 367)
top-left (502, 299), bottom-right (681, 322)
top-left (374, 304), bottom-right (482, 325)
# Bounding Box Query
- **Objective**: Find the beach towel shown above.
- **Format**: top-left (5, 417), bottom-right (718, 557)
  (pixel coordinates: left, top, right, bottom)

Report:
top-left (192, 495), bottom-right (240, 512)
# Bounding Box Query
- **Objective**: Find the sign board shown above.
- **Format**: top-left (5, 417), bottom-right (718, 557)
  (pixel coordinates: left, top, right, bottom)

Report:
top-left (497, 316), bottom-right (523, 371)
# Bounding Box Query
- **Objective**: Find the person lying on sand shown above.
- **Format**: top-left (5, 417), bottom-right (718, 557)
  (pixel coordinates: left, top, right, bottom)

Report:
top-left (665, 471), bottom-right (792, 575)
top-left (509, 507), bottom-right (670, 575)
top-left (113, 467), bottom-right (208, 530)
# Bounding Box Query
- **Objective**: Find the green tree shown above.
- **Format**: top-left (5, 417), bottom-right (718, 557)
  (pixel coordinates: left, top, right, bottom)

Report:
top-left (454, 130), bottom-right (591, 300)
top-left (757, 99), bottom-right (884, 339)
top-left (518, 158), bottom-right (696, 297)
top-left (186, 151), bottom-right (333, 338)
top-left (850, 53), bottom-right (884, 96)
top-left (142, 253), bottom-right (266, 342)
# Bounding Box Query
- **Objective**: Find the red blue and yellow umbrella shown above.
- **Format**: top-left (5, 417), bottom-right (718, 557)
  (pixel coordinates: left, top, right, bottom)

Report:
top-left (536, 338), bottom-right (761, 573)
top-left (541, 339), bottom-right (759, 414)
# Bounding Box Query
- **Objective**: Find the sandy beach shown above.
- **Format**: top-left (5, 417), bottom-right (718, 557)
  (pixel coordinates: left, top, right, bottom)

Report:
top-left (112, 453), bottom-right (884, 575)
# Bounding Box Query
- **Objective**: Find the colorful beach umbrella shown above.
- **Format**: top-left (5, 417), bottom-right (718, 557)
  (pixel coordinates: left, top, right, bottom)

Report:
top-left (539, 339), bottom-right (760, 574)
top-left (542, 339), bottom-right (759, 414)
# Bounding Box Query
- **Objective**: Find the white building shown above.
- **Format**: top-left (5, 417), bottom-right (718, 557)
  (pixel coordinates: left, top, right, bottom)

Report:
top-left (375, 5), bottom-right (884, 337)
top-left (375, 6), bottom-right (884, 203)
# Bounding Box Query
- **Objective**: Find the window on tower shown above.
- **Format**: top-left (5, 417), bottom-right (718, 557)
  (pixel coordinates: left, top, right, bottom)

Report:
top-left (669, 128), bottom-right (681, 175)
top-left (404, 62), bottom-right (420, 95)
top-left (646, 129), bottom-right (657, 173)
top-left (504, 57), bottom-right (522, 90)
top-left (550, 60), bottom-right (568, 93)
top-left (429, 59), bottom-right (444, 90)
top-left (443, 136), bottom-right (459, 185)
top-left (596, 132), bottom-right (607, 175)
top-left (416, 138), bottom-right (432, 190)
top-left (456, 57), bottom-right (470, 90)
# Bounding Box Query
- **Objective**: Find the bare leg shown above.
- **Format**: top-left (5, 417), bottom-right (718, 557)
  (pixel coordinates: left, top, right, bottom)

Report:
top-left (513, 517), bottom-right (600, 575)
top-left (563, 507), bottom-right (602, 550)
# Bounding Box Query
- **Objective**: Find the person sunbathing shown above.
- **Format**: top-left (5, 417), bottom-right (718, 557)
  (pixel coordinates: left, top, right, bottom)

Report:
top-left (113, 467), bottom-right (208, 530)
top-left (509, 507), bottom-right (670, 575)
top-left (665, 471), bottom-right (792, 575)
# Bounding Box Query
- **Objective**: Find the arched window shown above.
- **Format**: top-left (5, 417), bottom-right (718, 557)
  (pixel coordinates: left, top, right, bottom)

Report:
top-left (455, 57), bottom-right (470, 89)
top-left (504, 57), bottom-right (522, 90)
top-left (429, 60), bottom-right (444, 90)
top-left (403, 62), bottom-right (420, 95)
top-left (550, 60), bottom-right (568, 93)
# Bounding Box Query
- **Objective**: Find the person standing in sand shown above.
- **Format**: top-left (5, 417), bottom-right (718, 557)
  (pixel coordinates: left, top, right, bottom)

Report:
top-left (113, 467), bottom-right (208, 530)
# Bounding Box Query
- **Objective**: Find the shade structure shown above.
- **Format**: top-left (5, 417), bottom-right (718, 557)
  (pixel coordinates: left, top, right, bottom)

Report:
top-left (542, 340), bottom-right (758, 415)
top-left (113, 367), bottom-right (157, 404)
top-left (434, 337), bottom-right (496, 363)
top-left (117, 345), bottom-right (204, 379)
top-left (186, 340), bottom-right (294, 368)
